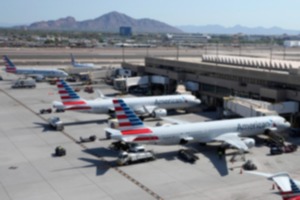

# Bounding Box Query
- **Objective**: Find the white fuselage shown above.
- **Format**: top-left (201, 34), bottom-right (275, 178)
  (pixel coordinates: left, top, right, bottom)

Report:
top-left (72, 62), bottom-right (94, 68)
top-left (63, 94), bottom-right (201, 114)
top-left (15, 68), bottom-right (68, 78)
top-left (109, 116), bottom-right (290, 145)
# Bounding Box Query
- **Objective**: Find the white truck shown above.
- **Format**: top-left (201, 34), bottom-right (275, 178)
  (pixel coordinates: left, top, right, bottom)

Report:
top-left (117, 151), bottom-right (156, 166)
top-left (11, 78), bottom-right (36, 88)
top-left (47, 117), bottom-right (64, 131)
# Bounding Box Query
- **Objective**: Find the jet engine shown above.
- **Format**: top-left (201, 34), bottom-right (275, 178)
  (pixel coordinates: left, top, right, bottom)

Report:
top-left (33, 75), bottom-right (44, 82)
top-left (152, 108), bottom-right (167, 119)
top-left (242, 138), bottom-right (255, 149)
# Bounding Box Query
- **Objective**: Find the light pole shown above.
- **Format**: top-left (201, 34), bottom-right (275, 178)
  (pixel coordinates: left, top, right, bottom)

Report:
top-left (283, 45), bottom-right (286, 60)
top-left (176, 44), bottom-right (179, 60)
top-left (216, 41), bottom-right (219, 65)
top-left (269, 39), bottom-right (273, 66)
top-left (122, 46), bottom-right (125, 62)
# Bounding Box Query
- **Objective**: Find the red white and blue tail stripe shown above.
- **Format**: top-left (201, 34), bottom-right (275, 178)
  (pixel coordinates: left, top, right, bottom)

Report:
top-left (56, 79), bottom-right (88, 109)
top-left (3, 55), bottom-right (17, 73)
top-left (113, 99), bottom-right (153, 136)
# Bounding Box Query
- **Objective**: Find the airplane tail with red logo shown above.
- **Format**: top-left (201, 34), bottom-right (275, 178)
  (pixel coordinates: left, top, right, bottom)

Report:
top-left (110, 99), bottom-right (157, 142)
top-left (56, 79), bottom-right (90, 110)
top-left (3, 55), bottom-right (17, 73)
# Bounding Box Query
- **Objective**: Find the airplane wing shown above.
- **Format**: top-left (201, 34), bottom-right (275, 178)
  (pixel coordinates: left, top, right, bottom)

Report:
top-left (122, 136), bottom-right (138, 142)
top-left (271, 175), bottom-right (292, 192)
top-left (160, 117), bottom-right (190, 125)
top-left (246, 171), bottom-right (300, 192)
top-left (132, 105), bottom-right (157, 115)
top-left (214, 133), bottom-right (249, 151)
top-left (95, 89), bottom-right (107, 99)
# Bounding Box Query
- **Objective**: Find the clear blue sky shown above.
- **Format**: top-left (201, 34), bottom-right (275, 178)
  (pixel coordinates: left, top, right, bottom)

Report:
top-left (1, 0), bottom-right (300, 29)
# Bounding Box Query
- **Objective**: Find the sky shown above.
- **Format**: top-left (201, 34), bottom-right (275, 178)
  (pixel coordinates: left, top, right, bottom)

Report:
top-left (1, 0), bottom-right (300, 30)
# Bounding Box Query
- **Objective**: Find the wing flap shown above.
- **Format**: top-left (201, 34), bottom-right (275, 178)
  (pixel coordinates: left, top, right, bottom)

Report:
top-left (215, 133), bottom-right (249, 151)
top-left (160, 117), bottom-right (189, 125)
top-left (133, 105), bottom-right (158, 115)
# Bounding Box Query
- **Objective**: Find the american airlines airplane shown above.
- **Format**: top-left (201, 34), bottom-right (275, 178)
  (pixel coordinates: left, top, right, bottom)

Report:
top-left (70, 54), bottom-right (94, 68)
top-left (105, 99), bottom-right (291, 152)
top-left (53, 79), bottom-right (201, 119)
top-left (3, 55), bottom-right (68, 80)
top-left (246, 171), bottom-right (300, 200)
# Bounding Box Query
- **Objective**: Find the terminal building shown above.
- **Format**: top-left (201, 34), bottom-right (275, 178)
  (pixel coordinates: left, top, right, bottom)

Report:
top-left (122, 55), bottom-right (300, 124)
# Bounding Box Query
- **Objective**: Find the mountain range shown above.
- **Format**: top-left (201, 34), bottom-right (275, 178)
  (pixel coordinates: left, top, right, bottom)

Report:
top-left (17, 11), bottom-right (182, 33)
top-left (178, 24), bottom-right (300, 35)
top-left (11, 11), bottom-right (300, 35)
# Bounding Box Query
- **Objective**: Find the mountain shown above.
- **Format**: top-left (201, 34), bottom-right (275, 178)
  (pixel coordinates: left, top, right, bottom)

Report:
top-left (177, 24), bottom-right (300, 35)
top-left (18, 11), bottom-right (182, 33)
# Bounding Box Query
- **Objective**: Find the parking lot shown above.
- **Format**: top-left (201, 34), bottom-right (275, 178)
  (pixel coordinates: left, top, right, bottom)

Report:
top-left (1, 74), bottom-right (300, 200)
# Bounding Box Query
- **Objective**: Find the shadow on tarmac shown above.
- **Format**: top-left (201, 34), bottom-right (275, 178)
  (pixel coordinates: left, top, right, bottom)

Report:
top-left (63, 119), bottom-right (108, 126)
top-left (192, 144), bottom-right (229, 176)
top-left (33, 122), bottom-right (57, 132)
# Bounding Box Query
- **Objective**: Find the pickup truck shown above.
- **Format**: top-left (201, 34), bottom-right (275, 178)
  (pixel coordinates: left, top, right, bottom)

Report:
top-left (48, 117), bottom-right (64, 131)
top-left (117, 151), bottom-right (155, 166)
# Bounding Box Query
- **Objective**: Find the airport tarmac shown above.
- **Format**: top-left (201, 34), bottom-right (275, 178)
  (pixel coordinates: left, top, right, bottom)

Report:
top-left (1, 74), bottom-right (300, 199)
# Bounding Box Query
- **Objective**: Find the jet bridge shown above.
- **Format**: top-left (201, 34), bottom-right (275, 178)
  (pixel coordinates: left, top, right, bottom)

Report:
top-left (113, 75), bottom-right (169, 92)
top-left (223, 96), bottom-right (299, 118)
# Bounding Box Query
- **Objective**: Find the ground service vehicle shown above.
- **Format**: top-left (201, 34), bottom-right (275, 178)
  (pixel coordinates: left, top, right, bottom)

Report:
top-left (48, 117), bottom-right (64, 131)
top-left (242, 160), bottom-right (257, 170)
top-left (109, 141), bottom-right (145, 152)
top-left (79, 135), bottom-right (96, 143)
top-left (117, 151), bottom-right (155, 166)
top-left (40, 108), bottom-right (52, 114)
top-left (54, 146), bottom-right (66, 156)
top-left (11, 79), bottom-right (36, 88)
top-left (178, 149), bottom-right (199, 163)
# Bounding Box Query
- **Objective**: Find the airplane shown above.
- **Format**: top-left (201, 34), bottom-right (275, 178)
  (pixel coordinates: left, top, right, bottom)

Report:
top-left (53, 79), bottom-right (201, 119)
top-left (105, 99), bottom-right (291, 152)
top-left (70, 54), bottom-right (94, 68)
top-left (246, 171), bottom-right (300, 200)
top-left (3, 55), bottom-right (68, 81)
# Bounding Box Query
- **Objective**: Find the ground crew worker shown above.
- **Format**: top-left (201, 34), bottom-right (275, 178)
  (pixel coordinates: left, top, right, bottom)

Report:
top-left (218, 147), bottom-right (224, 159)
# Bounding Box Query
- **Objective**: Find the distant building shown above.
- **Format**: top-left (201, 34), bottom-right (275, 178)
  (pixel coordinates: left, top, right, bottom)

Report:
top-left (119, 26), bottom-right (132, 37)
top-left (284, 40), bottom-right (300, 47)
top-left (166, 33), bottom-right (211, 43)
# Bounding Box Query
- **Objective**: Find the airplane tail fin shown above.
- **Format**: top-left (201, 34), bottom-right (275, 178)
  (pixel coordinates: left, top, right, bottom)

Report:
top-left (113, 99), bottom-right (152, 136)
top-left (56, 79), bottom-right (87, 106)
top-left (3, 55), bottom-right (17, 73)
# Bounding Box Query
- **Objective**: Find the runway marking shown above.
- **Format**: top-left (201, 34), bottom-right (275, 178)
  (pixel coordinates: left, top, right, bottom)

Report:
top-left (0, 88), bottom-right (164, 200)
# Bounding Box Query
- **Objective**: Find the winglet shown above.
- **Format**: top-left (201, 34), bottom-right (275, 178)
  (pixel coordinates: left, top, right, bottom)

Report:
top-left (245, 171), bottom-right (300, 199)
top-left (96, 89), bottom-right (107, 99)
